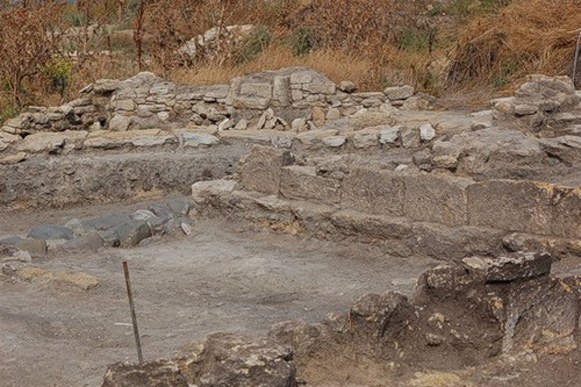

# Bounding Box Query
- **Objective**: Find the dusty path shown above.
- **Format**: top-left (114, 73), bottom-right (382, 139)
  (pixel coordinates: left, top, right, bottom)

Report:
top-left (0, 217), bottom-right (437, 387)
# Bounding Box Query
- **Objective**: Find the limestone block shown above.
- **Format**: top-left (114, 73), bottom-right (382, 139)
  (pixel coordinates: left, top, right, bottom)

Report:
top-left (273, 76), bottom-right (291, 106)
top-left (181, 132), bottom-right (220, 147)
top-left (109, 114), bottom-right (131, 131)
top-left (351, 128), bottom-right (380, 149)
top-left (379, 125), bottom-right (402, 144)
top-left (302, 82), bottom-right (336, 95)
top-left (232, 96), bottom-right (270, 110)
top-left (280, 166), bottom-right (341, 204)
top-left (401, 173), bottom-right (472, 226)
top-left (467, 180), bottom-right (581, 238)
top-left (342, 168), bottom-right (405, 216)
top-left (384, 85), bottom-right (414, 101)
top-left (238, 145), bottom-right (294, 194)
top-left (240, 83), bottom-right (273, 99)
top-left (322, 136), bottom-right (347, 148)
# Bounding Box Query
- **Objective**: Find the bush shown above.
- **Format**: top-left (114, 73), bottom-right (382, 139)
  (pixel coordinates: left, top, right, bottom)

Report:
top-left (448, 0), bottom-right (581, 89)
top-left (288, 27), bottom-right (317, 57)
top-left (234, 25), bottom-right (273, 64)
top-left (297, 0), bottom-right (394, 51)
top-left (41, 57), bottom-right (73, 97)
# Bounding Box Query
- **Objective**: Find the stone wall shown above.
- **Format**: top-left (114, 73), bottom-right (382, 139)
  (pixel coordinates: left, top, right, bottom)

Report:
top-left (492, 74), bottom-right (581, 135)
top-left (236, 146), bottom-right (580, 238)
top-left (192, 145), bottom-right (580, 260)
top-left (0, 67), bottom-right (429, 136)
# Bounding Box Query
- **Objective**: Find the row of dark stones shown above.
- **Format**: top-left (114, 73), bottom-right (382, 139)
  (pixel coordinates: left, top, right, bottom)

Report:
top-left (0, 199), bottom-right (195, 258)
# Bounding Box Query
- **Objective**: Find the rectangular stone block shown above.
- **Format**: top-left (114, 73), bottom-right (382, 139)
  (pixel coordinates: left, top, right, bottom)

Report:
top-left (238, 145), bottom-right (294, 195)
top-left (402, 174), bottom-right (472, 226)
top-left (302, 82), bottom-right (336, 95)
top-left (341, 168), bottom-right (405, 217)
top-left (273, 76), bottom-right (291, 106)
top-left (280, 166), bottom-right (341, 204)
top-left (232, 96), bottom-right (271, 110)
top-left (467, 180), bottom-right (581, 238)
top-left (239, 83), bottom-right (273, 99)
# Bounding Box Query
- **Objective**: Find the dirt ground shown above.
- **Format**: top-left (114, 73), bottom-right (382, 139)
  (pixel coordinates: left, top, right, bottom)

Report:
top-left (0, 203), bottom-right (438, 387)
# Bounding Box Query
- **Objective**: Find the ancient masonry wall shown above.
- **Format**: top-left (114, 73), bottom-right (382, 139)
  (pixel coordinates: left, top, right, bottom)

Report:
top-left (193, 146), bottom-right (581, 260)
top-left (0, 67), bottom-right (429, 136)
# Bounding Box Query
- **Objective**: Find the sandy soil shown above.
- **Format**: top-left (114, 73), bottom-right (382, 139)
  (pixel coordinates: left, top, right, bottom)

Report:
top-left (0, 215), bottom-right (437, 387)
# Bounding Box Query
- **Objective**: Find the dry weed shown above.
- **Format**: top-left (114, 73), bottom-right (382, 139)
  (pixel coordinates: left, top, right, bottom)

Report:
top-left (448, 0), bottom-right (581, 90)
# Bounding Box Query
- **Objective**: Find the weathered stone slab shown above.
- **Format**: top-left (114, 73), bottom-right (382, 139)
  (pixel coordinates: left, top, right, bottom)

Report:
top-left (467, 180), bottom-right (581, 238)
top-left (181, 132), bottom-right (220, 147)
top-left (341, 168), bottom-right (405, 216)
top-left (238, 145), bottom-right (294, 195)
top-left (280, 166), bottom-right (341, 204)
top-left (28, 224), bottom-right (74, 240)
top-left (102, 360), bottom-right (188, 387)
top-left (191, 179), bottom-right (237, 205)
top-left (463, 252), bottom-right (552, 282)
top-left (401, 173), bottom-right (472, 226)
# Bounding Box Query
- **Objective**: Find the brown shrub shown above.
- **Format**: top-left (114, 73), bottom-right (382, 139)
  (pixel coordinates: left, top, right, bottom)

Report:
top-left (295, 0), bottom-right (394, 51)
top-left (0, 1), bottom-right (66, 106)
top-left (447, 0), bottom-right (581, 90)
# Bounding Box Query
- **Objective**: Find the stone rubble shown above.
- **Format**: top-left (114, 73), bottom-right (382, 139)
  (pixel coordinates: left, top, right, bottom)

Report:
top-left (100, 251), bottom-right (580, 386)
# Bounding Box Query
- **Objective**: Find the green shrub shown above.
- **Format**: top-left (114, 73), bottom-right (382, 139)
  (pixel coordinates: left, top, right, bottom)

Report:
top-left (40, 57), bottom-right (73, 97)
top-left (288, 28), bottom-right (317, 57)
top-left (491, 61), bottom-right (519, 89)
top-left (0, 101), bottom-right (19, 126)
top-left (398, 27), bottom-right (438, 53)
top-left (234, 25), bottom-right (273, 64)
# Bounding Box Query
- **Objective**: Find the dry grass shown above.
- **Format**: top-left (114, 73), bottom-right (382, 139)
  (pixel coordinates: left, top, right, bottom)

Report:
top-left (447, 0), bottom-right (581, 91)
top-left (170, 45), bottom-right (379, 89)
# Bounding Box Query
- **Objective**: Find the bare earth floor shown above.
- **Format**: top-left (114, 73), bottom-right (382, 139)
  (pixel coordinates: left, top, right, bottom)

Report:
top-left (0, 214), bottom-right (438, 387)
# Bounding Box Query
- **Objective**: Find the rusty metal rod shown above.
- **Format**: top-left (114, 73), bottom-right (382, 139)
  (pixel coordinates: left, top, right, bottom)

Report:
top-left (122, 261), bottom-right (143, 364)
top-left (573, 31), bottom-right (581, 88)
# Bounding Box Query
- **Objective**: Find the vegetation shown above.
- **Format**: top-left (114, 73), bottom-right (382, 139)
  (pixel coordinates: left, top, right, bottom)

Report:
top-left (0, 0), bottom-right (579, 124)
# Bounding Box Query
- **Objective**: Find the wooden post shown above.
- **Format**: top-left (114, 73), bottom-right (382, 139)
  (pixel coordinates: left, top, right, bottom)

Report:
top-left (122, 261), bottom-right (144, 364)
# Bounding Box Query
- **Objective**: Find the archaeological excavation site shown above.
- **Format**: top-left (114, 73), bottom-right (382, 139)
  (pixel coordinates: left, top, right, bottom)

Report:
top-left (0, 65), bottom-right (579, 386)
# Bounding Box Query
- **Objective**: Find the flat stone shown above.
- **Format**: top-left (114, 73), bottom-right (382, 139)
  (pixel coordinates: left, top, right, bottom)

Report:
top-left (17, 132), bottom-right (86, 153)
top-left (168, 199), bottom-right (191, 216)
top-left (113, 220), bottom-right (152, 247)
top-left (379, 125), bottom-right (402, 144)
top-left (27, 225), bottom-right (74, 241)
top-left (384, 85), bottom-right (414, 100)
top-left (0, 152), bottom-right (27, 165)
top-left (463, 252), bottom-right (552, 282)
top-left (84, 213), bottom-right (132, 231)
top-left (108, 114), bottom-right (131, 131)
top-left (419, 123), bottom-right (436, 141)
top-left (191, 180), bottom-right (237, 205)
top-left (322, 135), bottom-right (346, 148)
top-left (181, 132), bottom-right (220, 147)
top-left (101, 360), bottom-right (188, 387)
top-left (60, 233), bottom-right (104, 252)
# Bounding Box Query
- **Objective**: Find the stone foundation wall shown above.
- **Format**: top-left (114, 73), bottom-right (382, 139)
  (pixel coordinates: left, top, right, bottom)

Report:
top-left (0, 67), bottom-right (429, 136)
top-left (237, 146), bottom-right (580, 239)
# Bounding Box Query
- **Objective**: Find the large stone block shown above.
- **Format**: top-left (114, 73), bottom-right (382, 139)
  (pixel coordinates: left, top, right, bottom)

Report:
top-left (280, 166), bottom-right (341, 204)
top-left (467, 180), bottom-right (581, 238)
top-left (401, 173), bottom-right (471, 226)
top-left (238, 145), bottom-right (294, 195)
top-left (239, 83), bottom-right (273, 99)
top-left (341, 168), bottom-right (405, 217)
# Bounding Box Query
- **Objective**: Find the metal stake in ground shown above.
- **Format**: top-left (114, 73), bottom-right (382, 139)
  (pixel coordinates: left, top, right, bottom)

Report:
top-left (122, 261), bottom-right (144, 364)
